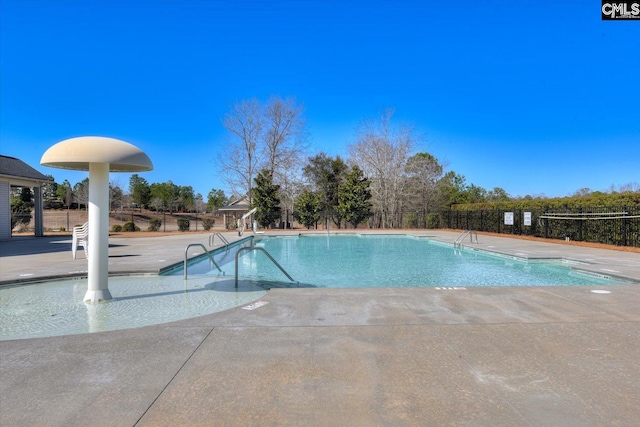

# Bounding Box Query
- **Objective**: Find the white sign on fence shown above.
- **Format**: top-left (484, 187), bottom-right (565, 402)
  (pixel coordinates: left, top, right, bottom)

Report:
top-left (504, 212), bottom-right (514, 225)
top-left (524, 211), bottom-right (532, 226)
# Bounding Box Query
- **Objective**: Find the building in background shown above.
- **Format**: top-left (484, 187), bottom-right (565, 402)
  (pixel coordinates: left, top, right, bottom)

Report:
top-left (0, 155), bottom-right (52, 240)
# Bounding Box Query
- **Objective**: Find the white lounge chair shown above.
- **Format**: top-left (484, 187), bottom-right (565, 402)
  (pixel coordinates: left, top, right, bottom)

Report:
top-left (72, 222), bottom-right (89, 259)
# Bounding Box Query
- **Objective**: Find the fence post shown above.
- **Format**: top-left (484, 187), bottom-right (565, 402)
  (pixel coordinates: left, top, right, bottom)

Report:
top-left (622, 206), bottom-right (627, 247)
top-left (578, 207), bottom-right (583, 241)
top-left (544, 206), bottom-right (549, 238)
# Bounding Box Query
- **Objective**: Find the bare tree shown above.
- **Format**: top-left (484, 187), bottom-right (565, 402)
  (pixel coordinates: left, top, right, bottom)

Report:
top-left (74, 178), bottom-right (89, 211)
top-left (609, 182), bottom-right (640, 193)
top-left (277, 159), bottom-right (305, 229)
top-left (218, 96), bottom-right (309, 213)
top-left (261, 96), bottom-right (308, 227)
top-left (261, 96), bottom-right (308, 177)
top-left (573, 187), bottom-right (592, 197)
top-left (348, 109), bottom-right (419, 228)
top-left (218, 99), bottom-right (263, 204)
top-left (194, 193), bottom-right (207, 213)
top-left (218, 96), bottom-right (309, 207)
top-left (109, 179), bottom-right (124, 211)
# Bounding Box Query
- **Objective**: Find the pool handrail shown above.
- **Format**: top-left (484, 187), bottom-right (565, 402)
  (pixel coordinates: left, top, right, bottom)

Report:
top-left (235, 246), bottom-right (297, 288)
top-left (184, 243), bottom-right (223, 280)
top-left (209, 232), bottom-right (230, 250)
top-left (454, 230), bottom-right (478, 248)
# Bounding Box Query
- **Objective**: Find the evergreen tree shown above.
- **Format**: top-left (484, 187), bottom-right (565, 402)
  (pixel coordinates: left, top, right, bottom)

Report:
top-left (129, 174), bottom-right (151, 208)
top-left (149, 181), bottom-right (180, 212)
top-left (207, 188), bottom-right (227, 213)
top-left (11, 197), bottom-right (32, 230)
top-left (337, 165), bottom-right (372, 228)
top-left (293, 189), bottom-right (322, 229)
top-left (177, 185), bottom-right (195, 211)
top-left (252, 170), bottom-right (281, 227)
top-left (20, 187), bottom-right (33, 204)
top-left (41, 176), bottom-right (59, 207)
top-left (303, 152), bottom-right (348, 226)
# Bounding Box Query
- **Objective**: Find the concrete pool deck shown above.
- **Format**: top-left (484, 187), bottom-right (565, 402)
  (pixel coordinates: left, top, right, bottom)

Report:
top-left (1, 230), bottom-right (639, 426)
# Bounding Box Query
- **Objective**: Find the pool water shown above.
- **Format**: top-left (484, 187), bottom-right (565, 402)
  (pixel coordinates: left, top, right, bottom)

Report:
top-left (180, 235), bottom-right (625, 288)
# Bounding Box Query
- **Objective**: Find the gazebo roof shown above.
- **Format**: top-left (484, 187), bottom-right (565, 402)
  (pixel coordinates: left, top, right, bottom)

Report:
top-left (219, 195), bottom-right (250, 212)
top-left (0, 155), bottom-right (52, 184)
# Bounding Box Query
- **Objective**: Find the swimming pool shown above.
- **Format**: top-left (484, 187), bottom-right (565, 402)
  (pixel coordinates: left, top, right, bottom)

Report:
top-left (177, 234), bottom-right (626, 288)
top-left (1, 233), bottom-right (624, 340)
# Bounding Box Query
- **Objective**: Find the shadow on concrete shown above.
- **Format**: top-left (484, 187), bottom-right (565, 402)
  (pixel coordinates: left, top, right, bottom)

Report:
top-left (0, 236), bottom-right (127, 257)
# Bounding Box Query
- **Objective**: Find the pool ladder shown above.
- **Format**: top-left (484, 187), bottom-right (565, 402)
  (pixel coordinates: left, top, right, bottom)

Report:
top-left (454, 230), bottom-right (478, 248)
top-left (209, 232), bottom-right (230, 251)
top-left (184, 244), bottom-right (223, 280)
top-left (235, 247), bottom-right (297, 288)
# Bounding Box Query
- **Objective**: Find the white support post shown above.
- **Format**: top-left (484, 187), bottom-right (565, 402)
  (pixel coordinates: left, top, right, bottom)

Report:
top-left (85, 162), bottom-right (112, 303)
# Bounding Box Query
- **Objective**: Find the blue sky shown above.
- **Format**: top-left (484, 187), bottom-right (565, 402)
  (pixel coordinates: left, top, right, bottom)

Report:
top-left (1, 0), bottom-right (638, 199)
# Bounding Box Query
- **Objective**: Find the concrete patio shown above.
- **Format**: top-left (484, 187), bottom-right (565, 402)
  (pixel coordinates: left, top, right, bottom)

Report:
top-left (1, 230), bottom-right (639, 426)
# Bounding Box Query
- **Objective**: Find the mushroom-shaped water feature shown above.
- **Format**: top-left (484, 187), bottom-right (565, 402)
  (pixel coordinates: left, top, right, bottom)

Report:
top-left (41, 137), bottom-right (153, 303)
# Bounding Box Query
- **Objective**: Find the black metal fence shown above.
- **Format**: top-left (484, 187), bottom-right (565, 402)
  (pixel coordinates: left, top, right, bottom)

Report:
top-left (12, 210), bottom-right (221, 233)
top-left (11, 206), bottom-right (640, 248)
top-left (362, 207), bottom-right (640, 248)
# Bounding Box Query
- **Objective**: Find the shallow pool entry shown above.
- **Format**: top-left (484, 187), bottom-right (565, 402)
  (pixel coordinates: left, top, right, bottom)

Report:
top-left (0, 275), bottom-right (266, 340)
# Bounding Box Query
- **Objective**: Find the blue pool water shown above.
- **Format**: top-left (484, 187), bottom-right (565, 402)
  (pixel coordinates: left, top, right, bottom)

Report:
top-left (179, 235), bottom-right (625, 288)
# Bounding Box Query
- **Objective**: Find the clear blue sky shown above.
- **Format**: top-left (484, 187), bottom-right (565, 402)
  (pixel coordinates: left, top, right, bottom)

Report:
top-left (1, 0), bottom-right (639, 199)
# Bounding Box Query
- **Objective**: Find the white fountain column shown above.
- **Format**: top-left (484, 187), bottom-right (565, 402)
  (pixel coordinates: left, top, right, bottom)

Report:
top-left (42, 136), bottom-right (153, 303)
top-left (85, 162), bottom-right (112, 303)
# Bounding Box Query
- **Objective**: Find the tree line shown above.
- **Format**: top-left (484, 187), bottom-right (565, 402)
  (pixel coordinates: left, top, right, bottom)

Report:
top-left (16, 95), bottom-right (638, 232)
top-left (219, 97), bottom-right (638, 230)
top-left (218, 99), bottom-right (531, 229)
top-left (32, 175), bottom-right (228, 215)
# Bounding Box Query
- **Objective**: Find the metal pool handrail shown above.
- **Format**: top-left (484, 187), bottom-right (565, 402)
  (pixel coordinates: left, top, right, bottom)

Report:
top-left (209, 232), bottom-right (230, 250)
top-left (454, 230), bottom-right (478, 248)
top-left (235, 246), bottom-right (297, 288)
top-left (184, 243), bottom-right (223, 280)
